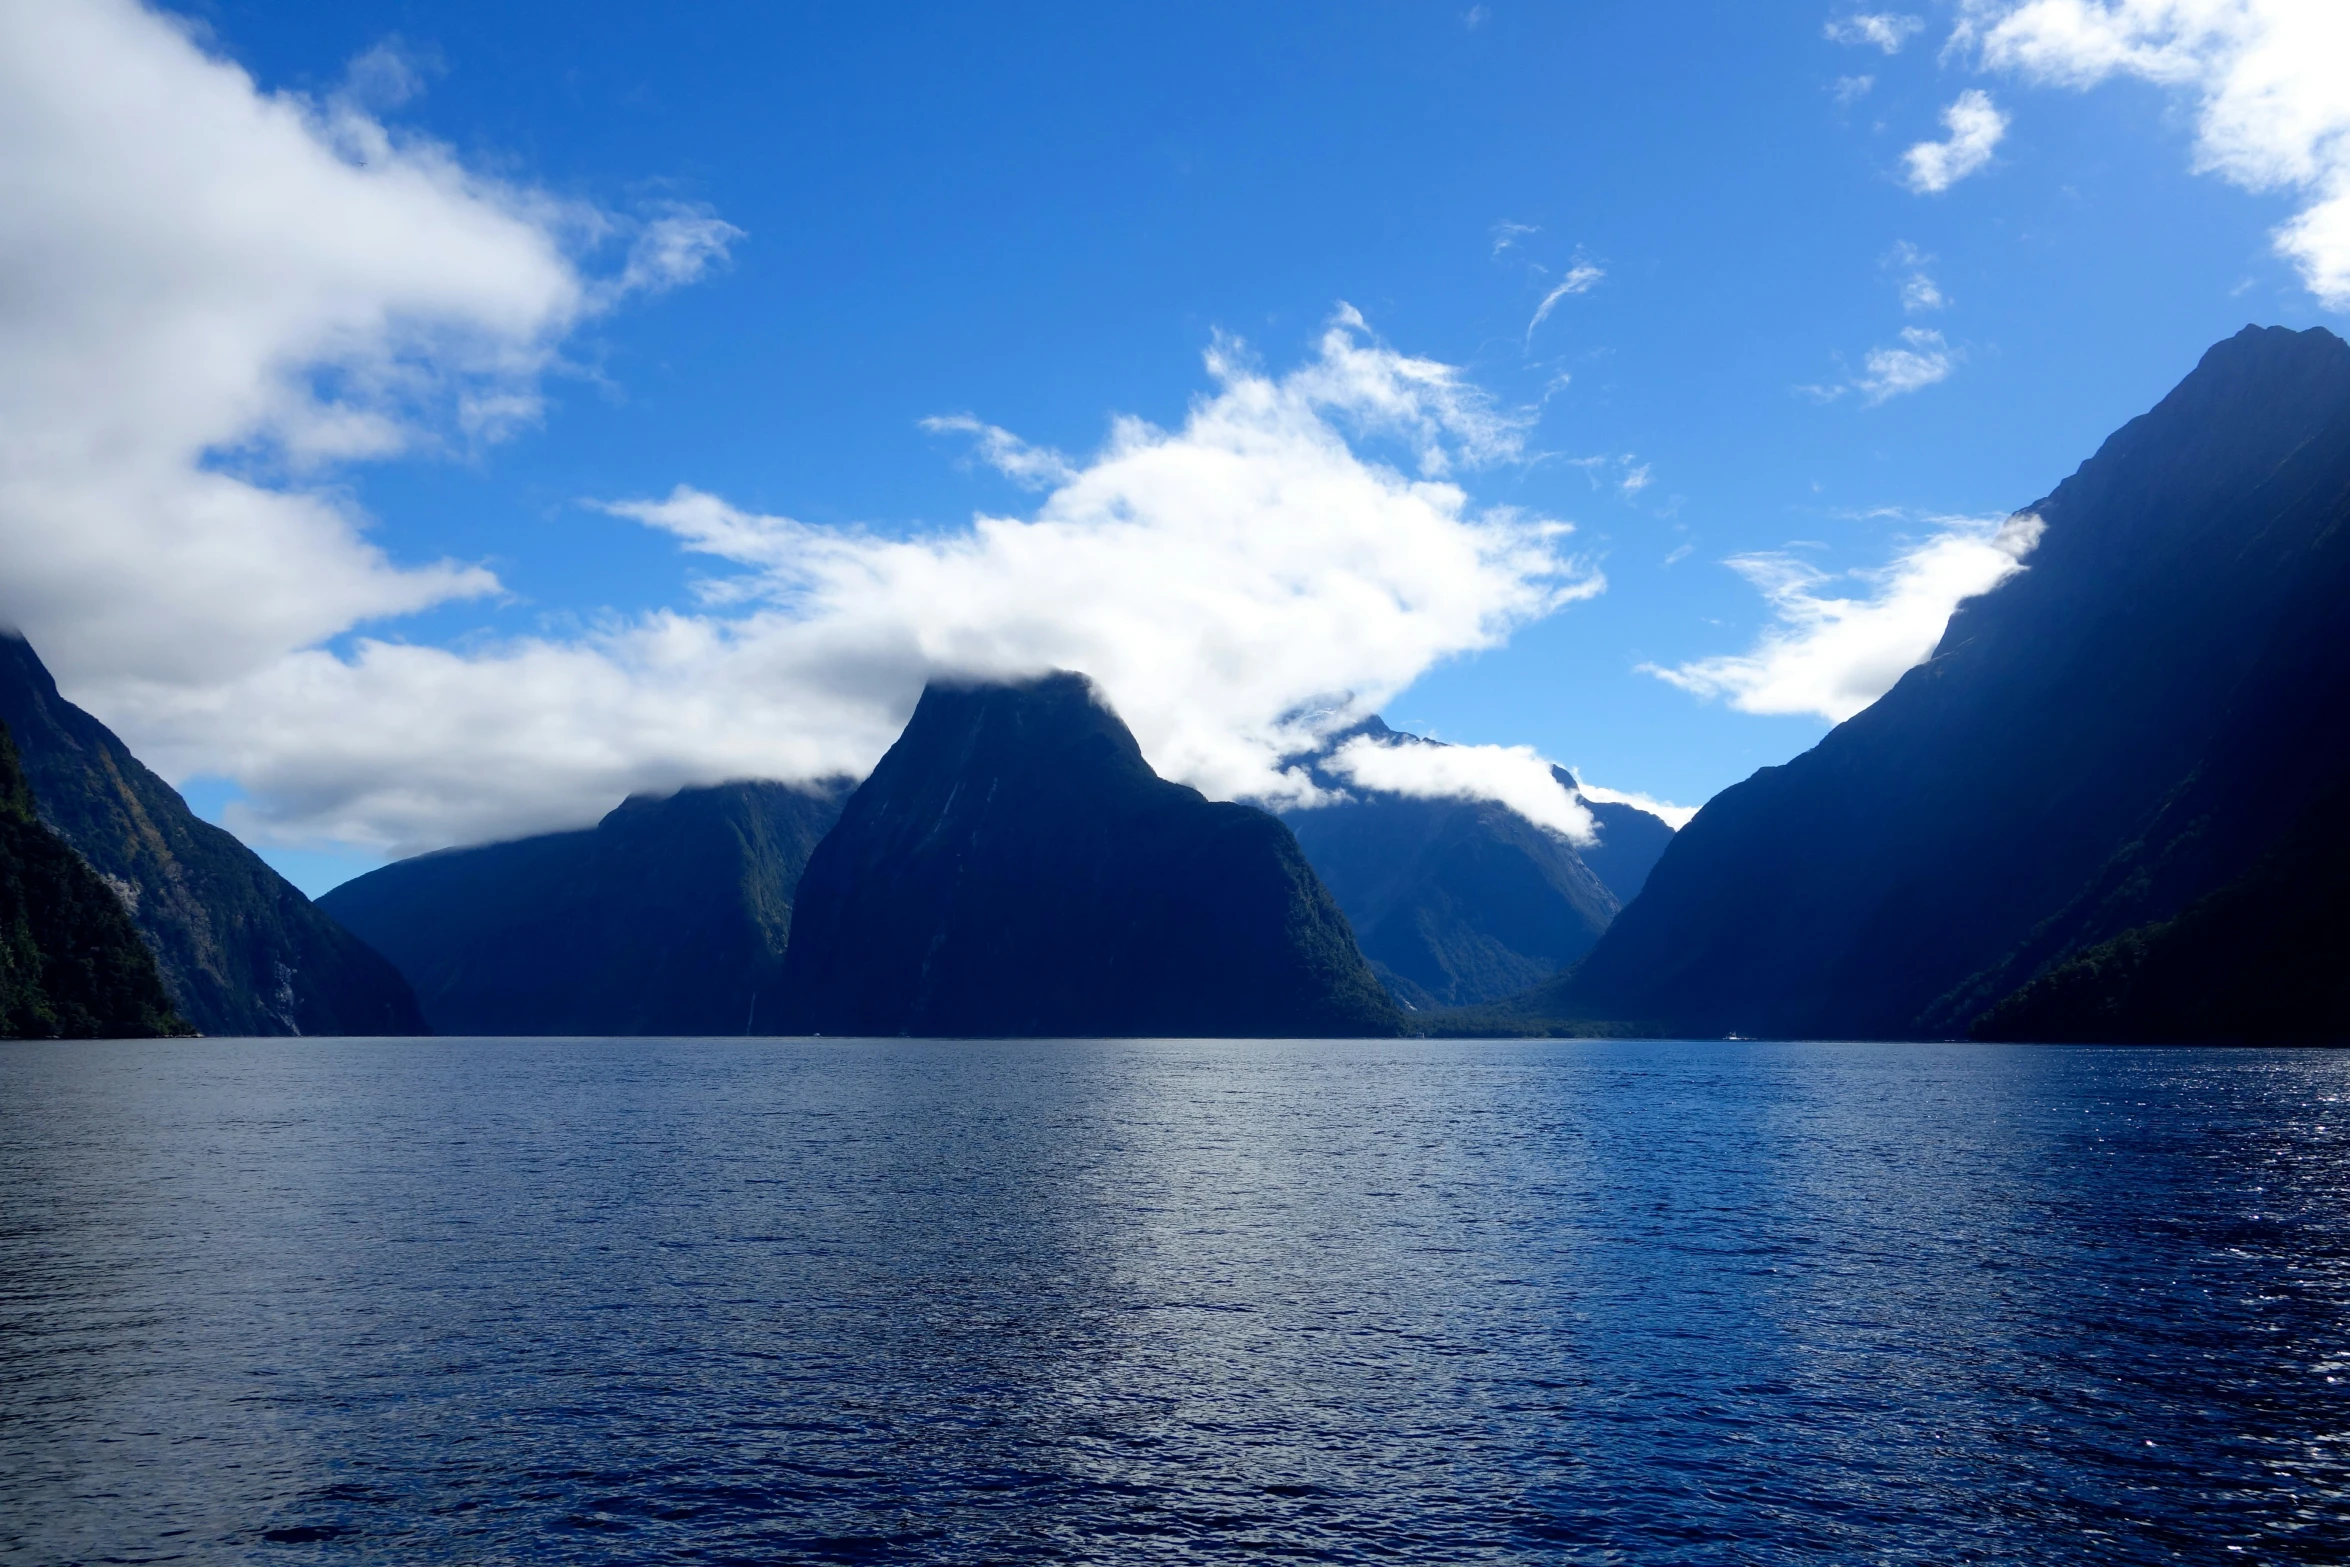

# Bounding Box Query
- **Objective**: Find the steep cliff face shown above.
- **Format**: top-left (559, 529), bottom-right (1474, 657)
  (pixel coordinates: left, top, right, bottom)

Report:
top-left (778, 674), bottom-right (1401, 1038)
top-left (0, 633), bottom-right (421, 1036)
top-left (0, 718), bottom-right (185, 1039)
top-left (322, 780), bottom-right (848, 1036)
top-left (1532, 325), bottom-right (2350, 1040)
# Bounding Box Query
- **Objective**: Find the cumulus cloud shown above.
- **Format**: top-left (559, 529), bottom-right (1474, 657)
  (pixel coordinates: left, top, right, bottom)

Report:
top-left (0, 0), bottom-right (738, 693)
top-left (3, 2), bottom-right (1604, 859)
top-left (1904, 88), bottom-right (2011, 191)
top-left (1960, 0), bottom-right (2350, 306)
top-left (1828, 13), bottom-right (1928, 52)
top-left (1860, 326), bottom-right (1959, 400)
top-left (1645, 512), bottom-right (2044, 722)
top-left (1323, 735), bottom-right (1597, 843)
top-left (104, 311), bottom-right (1600, 853)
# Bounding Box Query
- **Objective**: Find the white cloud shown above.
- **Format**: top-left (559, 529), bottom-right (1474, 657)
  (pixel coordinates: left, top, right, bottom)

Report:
top-left (1828, 13), bottom-right (1927, 52)
top-left (1859, 326), bottom-right (1959, 400)
top-left (1900, 272), bottom-right (1948, 310)
top-left (101, 311), bottom-right (1600, 854)
top-left (1961, 0), bottom-right (2350, 306)
top-left (918, 414), bottom-right (1080, 489)
top-left (1835, 74), bottom-right (1879, 103)
top-left (1323, 735), bottom-right (1597, 843)
top-left (1526, 261), bottom-right (1605, 342)
top-left (0, 0), bottom-right (737, 694)
top-left (1644, 512), bottom-right (2044, 722)
top-left (1904, 88), bottom-right (2011, 191)
top-left (612, 206), bottom-right (744, 300)
top-left (1570, 774), bottom-right (1699, 831)
top-left (1491, 220), bottom-right (1540, 256)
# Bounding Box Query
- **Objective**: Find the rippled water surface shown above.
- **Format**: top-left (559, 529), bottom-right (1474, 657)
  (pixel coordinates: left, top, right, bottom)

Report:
top-left (6, 1038), bottom-right (2350, 1563)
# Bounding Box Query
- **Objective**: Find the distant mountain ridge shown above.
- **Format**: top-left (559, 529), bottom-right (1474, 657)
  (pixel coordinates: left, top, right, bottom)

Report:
top-left (779, 673), bottom-right (1402, 1037)
top-left (1280, 718), bottom-right (1671, 1008)
top-left (0, 633), bottom-right (421, 1036)
top-left (322, 779), bottom-right (849, 1036)
top-left (1515, 324), bottom-right (2350, 1041)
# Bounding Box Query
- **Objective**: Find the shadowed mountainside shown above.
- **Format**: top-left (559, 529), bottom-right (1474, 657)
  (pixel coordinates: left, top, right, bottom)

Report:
top-left (0, 718), bottom-right (185, 1039)
top-left (778, 673), bottom-right (1402, 1038)
top-left (1279, 720), bottom-right (1672, 1009)
top-left (0, 632), bottom-right (421, 1036)
top-left (1507, 324), bottom-right (2350, 1041)
top-left (322, 780), bottom-right (849, 1036)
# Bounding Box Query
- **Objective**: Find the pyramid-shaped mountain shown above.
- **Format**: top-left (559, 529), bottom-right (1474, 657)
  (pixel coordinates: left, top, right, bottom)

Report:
top-left (777, 673), bottom-right (1401, 1037)
top-left (322, 779), bottom-right (848, 1035)
top-left (1523, 324), bottom-right (2350, 1041)
top-left (0, 632), bottom-right (420, 1036)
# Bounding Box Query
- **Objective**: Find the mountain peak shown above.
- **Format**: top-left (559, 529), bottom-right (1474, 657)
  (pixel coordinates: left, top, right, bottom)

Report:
top-left (778, 674), bottom-right (1400, 1037)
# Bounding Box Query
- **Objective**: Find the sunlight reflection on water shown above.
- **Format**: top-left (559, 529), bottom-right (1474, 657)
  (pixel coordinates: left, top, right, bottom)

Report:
top-left (3, 1037), bottom-right (2348, 1563)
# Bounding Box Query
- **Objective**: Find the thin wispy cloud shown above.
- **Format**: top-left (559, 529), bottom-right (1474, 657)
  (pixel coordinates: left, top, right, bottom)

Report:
top-left (1645, 513), bottom-right (2044, 723)
top-left (1827, 13), bottom-right (1927, 53)
top-left (1491, 220), bottom-right (1540, 257)
top-left (1566, 453), bottom-right (1653, 497)
top-left (1905, 89), bottom-right (2010, 191)
top-left (919, 415), bottom-right (1079, 490)
top-left (1885, 240), bottom-right (1948, 311)
top-left (1900, 272), bottom-right (1947, 311)
top-left (1959, 0), bottom-right (2350, 307)
top-left (1834, 74), bottom-right (1878, 104)
top-left (1526, 259), bottom-right (1604, 343)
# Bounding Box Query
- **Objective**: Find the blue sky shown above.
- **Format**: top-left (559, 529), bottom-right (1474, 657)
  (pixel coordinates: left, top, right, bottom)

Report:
top-left (3, 1), bottom-right (2343, 892)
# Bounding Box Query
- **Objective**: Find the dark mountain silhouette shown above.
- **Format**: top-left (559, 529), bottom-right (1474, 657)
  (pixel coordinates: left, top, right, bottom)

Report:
top-left (0, 632), bottom-right (421, 1036)
top-left (0, 718), bottom-right (185, 1039)
top-left (777, 673), bottom-right (1401, 1037)
top-left (1279, 720), bottom-right (1671, 1008)
top-left (322, 779), bottom-right (849, 1036)
top-left (1974, 776), bottom-right (2350, 1042)
top-left (1515, 324), bottom-right (2350, 1040)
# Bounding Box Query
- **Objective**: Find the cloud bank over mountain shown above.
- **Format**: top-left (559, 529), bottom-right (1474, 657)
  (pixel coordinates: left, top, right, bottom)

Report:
top-left (173, 314), bottom-right (1596, 854)
top-left (0, 1), bottom-right (1602, 856)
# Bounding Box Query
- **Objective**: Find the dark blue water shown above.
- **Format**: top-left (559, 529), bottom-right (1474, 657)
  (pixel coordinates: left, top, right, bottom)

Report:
top-left (4, 1039), bottom-right (2349, 1563)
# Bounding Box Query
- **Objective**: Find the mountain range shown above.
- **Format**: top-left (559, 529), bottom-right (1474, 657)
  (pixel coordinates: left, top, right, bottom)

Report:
top-left (8, 324), bottom-right (2345, 1044)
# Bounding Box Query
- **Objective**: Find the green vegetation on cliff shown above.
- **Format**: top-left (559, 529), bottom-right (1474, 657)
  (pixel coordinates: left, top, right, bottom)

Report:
top-left (0, 719), bottom-right (185, 1039)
